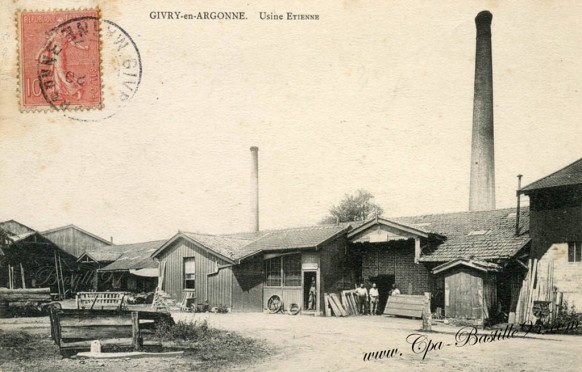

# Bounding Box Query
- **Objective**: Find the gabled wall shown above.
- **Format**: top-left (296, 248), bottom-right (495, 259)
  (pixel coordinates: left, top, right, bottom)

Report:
top-left (359, 239), bottom-right (432, 295)
top-left (43, 227), bottom-right (111, 258)
top-left (157, 238), bottom-right (233, 308)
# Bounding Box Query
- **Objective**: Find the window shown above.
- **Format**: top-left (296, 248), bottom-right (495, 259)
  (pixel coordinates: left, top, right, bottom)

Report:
top-left (283, 254), bottom-right (302, 286)
top-left (184, 257), bottom-right (196, 289)
top-left (568, 242), bottom-right (582, 263)
top-left (265, 256), bottom-right (282, 286)
top-left (265, 254), bottom-right (302, 287)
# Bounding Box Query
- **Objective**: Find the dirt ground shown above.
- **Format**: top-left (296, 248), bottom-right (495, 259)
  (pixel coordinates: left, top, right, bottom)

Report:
top-left (1, 312), bottom-right (581, 371)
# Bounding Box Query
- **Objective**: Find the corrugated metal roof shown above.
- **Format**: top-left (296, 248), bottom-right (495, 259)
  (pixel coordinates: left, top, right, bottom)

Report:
top-left (521, 158), bottom-right (582, 192)
top-left (99, 240), bottom-right (167, 271)
top-left (390, 207), bottom-right (530, 262)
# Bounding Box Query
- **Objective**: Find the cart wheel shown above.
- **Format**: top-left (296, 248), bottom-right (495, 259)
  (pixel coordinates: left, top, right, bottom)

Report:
top-left (288, 303), bottom-right (300, 315)
top-left (267, 295), bottom-right (283, 314)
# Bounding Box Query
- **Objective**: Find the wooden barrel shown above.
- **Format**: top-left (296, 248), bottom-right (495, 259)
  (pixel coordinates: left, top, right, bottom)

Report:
top-left (0, 299), bottom-right (9, 318)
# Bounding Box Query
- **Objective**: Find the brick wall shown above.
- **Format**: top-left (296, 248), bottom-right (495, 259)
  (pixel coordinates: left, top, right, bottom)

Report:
top-left (361, 240), bottom-right (432, 295)
top-left (538, 242), bottom-right (582, 308)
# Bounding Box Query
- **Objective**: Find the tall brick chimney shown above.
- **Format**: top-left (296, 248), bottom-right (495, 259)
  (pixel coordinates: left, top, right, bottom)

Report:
top-left (469, 10), bottom-right (496, 211)
top-left (250, 146), bottom-right (259, 232)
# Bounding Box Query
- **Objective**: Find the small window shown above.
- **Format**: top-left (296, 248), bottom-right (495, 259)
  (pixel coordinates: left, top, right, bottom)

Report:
top-left (184, 257), bottom-right (196, 289)
top-left (568, 242), bottom-right (582, 263)
top-left (265, 257), bottom-right (282, 286)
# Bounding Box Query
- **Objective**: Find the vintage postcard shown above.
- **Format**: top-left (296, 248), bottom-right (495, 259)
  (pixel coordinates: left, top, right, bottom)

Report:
top-left (0, 1), bottom-right (581, 371)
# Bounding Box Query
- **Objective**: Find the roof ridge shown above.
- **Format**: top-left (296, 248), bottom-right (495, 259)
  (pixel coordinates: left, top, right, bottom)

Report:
top-left (391, 206), bottom-right (527, 220)
top-left (109, 239), bottom-right (167, 248)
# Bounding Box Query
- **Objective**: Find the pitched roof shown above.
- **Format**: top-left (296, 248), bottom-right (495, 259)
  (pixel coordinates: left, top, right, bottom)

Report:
top-left (99, 240), bottom-right (167, 271)
top-left (78, 245), bottom-right (128, 263)
top-left (389, 207), bottom-right (530, 262)
top-left (235, 224), bottom-right (350, 261)
top-left (0, 220), bottom-right (36, 236)
top-left (41, 224), bottom-right (112, 246)
top-left (432, 259), bottom-right (502, 274)
top-left (182, 232), bottom-right (254, 261)
top-left (521, 158), bottom-right (582, 193)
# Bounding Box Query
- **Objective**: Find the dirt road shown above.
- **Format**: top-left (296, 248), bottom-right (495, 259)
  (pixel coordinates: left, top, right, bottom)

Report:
top-left (1, 312), bottom-right (580, 371)
top-left (173, 312), bottom-right (582, 371)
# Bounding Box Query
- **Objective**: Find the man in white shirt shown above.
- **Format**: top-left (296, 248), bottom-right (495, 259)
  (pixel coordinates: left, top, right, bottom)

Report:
top-left (369, 283), bottom-right (379, 315)
top-left (355, 283), bottom-right (369, 315)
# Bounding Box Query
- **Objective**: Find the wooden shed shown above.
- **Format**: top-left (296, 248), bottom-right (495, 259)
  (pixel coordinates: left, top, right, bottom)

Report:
top-left (152, 232), bottom-right (260, 312)
top-left (432, 259), bottom-right (500, 325)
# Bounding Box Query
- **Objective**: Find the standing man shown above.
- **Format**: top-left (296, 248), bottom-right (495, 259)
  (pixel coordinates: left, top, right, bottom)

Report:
top-left (369, 283), bottom-right (379, 315)
top-left (308, 281), bottom-right (316, 310)
top-left (355, 283), bottom-right (369, 315)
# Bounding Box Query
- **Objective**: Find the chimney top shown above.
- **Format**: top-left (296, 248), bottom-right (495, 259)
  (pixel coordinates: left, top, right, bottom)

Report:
top-left (475, 11), bottom-right (492, 37)
top-left (250, 146), bottom-right (259, 152)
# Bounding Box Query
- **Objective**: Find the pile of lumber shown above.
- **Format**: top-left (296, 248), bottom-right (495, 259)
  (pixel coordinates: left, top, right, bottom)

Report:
top-left (324, 290), bottom-right (360, 317)
top-left (512, 258), bottom-right (560, 324)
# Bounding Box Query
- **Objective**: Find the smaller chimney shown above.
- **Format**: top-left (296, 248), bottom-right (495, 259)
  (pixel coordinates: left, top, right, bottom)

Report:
top-left (515, 174), bottom-right (523, 236)
top-left (250, 146), bottom-right (259, 232)
top-left (110, 236), bottom-right (114, 244)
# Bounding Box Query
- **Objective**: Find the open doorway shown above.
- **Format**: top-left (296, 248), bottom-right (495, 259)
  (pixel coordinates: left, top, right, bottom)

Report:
top-left (303, 271), bottom-right (317, 311)
top-left (368, 274), bottom-right (394, 315)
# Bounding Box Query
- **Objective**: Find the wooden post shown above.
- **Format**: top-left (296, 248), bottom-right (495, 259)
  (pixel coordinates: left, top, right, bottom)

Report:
top-left (8, 265), bottom-right (12, 290)
top-left (422, 292), bottom-right (432, 331)
top-left (20, 263), bottom-right (26, 289)
top-left (131, 311), bottom-right (141, 351)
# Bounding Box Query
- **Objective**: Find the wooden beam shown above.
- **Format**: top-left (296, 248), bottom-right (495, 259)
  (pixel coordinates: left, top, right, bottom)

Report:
top-left (414, 238), bottom-right (421, 264)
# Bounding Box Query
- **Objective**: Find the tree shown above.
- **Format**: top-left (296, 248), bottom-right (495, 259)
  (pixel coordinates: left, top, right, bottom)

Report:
top-left (320, 189), bottom-right (384, 224)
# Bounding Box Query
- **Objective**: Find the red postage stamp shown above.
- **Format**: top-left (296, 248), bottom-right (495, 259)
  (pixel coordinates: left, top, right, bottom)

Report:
top-left (18, 9), bottom-right (102, 111)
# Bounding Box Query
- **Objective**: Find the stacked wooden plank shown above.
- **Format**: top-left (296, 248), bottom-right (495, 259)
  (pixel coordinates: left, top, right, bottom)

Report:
top-left (324, 292), bottom-right (352, 317)
top-left (383, 295), bottom-right (425, 318)
top-left (513, 259), bottom-right (560, 324)
top-left (341, 290), bottom-right (359, 315)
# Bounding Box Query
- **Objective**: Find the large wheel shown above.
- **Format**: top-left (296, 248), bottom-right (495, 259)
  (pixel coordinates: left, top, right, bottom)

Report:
top-left (267, 295), bottom-right (283, 314)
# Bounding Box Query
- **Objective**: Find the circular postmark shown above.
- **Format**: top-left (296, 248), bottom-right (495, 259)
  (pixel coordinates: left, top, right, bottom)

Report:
top-left (37, 16), bottom-right (142, 121)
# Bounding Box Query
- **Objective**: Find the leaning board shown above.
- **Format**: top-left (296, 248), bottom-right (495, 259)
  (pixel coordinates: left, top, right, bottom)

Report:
top-left (383, 295), bottom-right (425, 318)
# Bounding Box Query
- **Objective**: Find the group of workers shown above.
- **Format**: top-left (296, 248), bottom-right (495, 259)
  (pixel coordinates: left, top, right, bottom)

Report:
top-left (355, 282), bottom-right (400, 315)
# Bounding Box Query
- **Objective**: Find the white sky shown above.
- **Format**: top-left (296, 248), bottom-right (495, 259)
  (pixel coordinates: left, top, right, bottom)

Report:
top-left (1, 0), bottom-right (581, 244)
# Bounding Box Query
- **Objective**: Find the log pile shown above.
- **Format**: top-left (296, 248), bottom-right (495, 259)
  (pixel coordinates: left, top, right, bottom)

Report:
top-left (512, 259), bottom-right (560, 324)
top-left (0, 287), bottom-right (51, 302)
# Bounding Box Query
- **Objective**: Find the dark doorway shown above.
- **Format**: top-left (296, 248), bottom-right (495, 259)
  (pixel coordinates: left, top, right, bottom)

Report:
top-left (303, 271), bottom-right (317, 311)
top-left (368, 274), bottom-right (394, 315)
